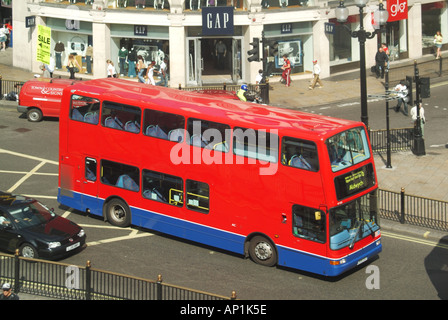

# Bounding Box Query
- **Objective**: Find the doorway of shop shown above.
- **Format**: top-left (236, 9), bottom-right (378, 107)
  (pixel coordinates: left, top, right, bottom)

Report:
top-left (187, 37), bottom-right (242, 85)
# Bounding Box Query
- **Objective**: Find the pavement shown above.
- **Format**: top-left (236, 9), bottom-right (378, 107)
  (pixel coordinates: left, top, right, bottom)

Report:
top-left (0, 48), bottom-right (447, 300)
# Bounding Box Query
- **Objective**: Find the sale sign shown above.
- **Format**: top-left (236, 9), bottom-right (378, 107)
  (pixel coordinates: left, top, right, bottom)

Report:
top-left (387, 0), bottom-right (408, 22)
top-left (37, 25), bottom-right (51, 65)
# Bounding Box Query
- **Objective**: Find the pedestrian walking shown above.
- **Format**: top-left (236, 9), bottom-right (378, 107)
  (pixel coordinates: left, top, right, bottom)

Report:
top-left (67, 54), bottom-right (82, 80)
top-left (411, 103), bottom-right (426, 137)
top-left (1, 283), bottom-right (19, 300)
top-left (280, 54), bottom-right (291, 87)
top-left (393, 80), bottom-right (409, 116)
top-left (146, 61), bottom-right (156, 85)
top-left (106, 59), bottom-right (118, 78)
top-left (156, 57), bottom-right (168, 87)
top-left (137, 55), bottom-right (146, 83)
top-left (0, 24), bottom-right (9, 51)
top-left (309, 60), bottom-right (323, 90)
top-left (375, 47), bottom-right (388, 79)
top-left (434, 31), bottom-right (443, 59)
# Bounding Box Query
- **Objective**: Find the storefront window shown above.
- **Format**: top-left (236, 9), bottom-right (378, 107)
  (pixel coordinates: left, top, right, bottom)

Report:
top-left (422, 2), bottom-right (446, 49)
top-left (329, 18), bottom-right (356, 65)
top-left (261, 0), bottom-right (314, 9)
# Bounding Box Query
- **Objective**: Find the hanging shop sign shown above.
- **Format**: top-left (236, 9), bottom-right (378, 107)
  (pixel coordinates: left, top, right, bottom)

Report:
top-left (387, 0), bottom-right (408, 22)
top-left (37, 25), bottom-right (51, 65)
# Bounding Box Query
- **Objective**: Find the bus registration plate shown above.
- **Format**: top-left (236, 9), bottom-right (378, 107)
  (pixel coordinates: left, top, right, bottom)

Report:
top-left (357, 257), bottom-right (368, 265)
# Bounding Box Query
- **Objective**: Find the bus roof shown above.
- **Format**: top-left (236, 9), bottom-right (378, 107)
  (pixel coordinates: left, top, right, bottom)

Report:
top-left (66, 78), bottom-right (362, 140)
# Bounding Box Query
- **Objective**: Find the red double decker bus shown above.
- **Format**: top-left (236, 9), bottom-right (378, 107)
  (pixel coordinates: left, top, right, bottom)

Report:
top-left (57, 78), bottom-right (381, 276)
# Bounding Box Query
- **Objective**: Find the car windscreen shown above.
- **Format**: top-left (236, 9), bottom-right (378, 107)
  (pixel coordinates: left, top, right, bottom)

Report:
top-left (7, 201), bottom-right (56, 230)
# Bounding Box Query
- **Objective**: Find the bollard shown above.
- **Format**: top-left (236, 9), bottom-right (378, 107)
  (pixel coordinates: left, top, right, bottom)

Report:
top-left (85, 260), bottom-right (92, 300)
top-left (400, 187), bottom-right (406, 224)
top-left (231, 290), bottom-right (237, 300)
top-left (157, 274), bottom-right (163, 300)
top-left (14, 249), bottom-right (20, 293)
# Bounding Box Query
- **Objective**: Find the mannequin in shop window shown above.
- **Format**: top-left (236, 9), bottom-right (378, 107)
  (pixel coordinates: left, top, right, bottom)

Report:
top-left (135, 0), bottom-right (146, 8)
top-left (117, 0), bottom-right (127, 7)
top-left (190, 0), bottom-right (199, 10)
top-left (154, 0), bottom-right (164, 9)
top-left (54, 41), bottom-right (65, 70)
top-left (127, 47), bottom-right (137, 78)
top-left (85, 45), bottom-right (93, 74)
top-left (118, 47), bottom-right (128, 76)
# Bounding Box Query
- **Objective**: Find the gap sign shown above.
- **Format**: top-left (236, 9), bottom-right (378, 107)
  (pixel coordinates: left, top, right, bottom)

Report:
top-left (202, 6), bottom-right (234, 36)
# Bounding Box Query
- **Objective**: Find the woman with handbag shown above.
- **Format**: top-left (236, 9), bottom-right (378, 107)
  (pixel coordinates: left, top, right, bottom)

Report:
top-left (67, 54), bottom-right (82, 79)
top-left (434, 31), bottom-right (443, 59)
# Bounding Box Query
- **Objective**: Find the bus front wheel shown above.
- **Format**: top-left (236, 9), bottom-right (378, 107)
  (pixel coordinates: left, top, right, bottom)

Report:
top-left (249, 236), bottom-right (277, 267)
top-left (106, 198), bottom-right (131, 228)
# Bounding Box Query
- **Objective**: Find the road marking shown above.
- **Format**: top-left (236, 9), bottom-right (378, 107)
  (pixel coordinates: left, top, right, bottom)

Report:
top-left (23, 194), bottom-right (57, 199)
top-left (382, 231), bottom-right (448, 250)
top-left (86, 230), bottom-right (154, 247)
top-left (0, 148), bottom-right (58, 165)
top-left (0, 170), bottom-right (57, 176)
top-left (7, 161), bottom-right (47, 193)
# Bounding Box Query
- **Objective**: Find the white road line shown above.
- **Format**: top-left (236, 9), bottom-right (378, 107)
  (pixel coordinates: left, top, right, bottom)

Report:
top-left (0, 148), bottom-right (58, 165)
top-left (0, 170), bottom-right (57, 176)
top-left (86, 231), bottom-right (154, 247)
top-left (22, 195), bottom-right (58, 199)
top-left (61, 208), bottom-right (73, 218)
top-left (382, 231), bottom-right (448, 250)
top-left (7, 161), bottom-right (47, 193)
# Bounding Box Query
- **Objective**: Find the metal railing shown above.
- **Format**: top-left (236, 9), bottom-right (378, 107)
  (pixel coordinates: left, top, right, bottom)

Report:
top-left (379, 188), bottom-right (448, 231)
top-left (369, 127), bottom-right (414, 153)
top-left (0, 76), bottom-right (25, 98)
top-left (0, 253), bottom-right (235, 300)
top-left (178, 81), bottom-right (270, 104)
top-left (388, 56), bottom-right (448, 86)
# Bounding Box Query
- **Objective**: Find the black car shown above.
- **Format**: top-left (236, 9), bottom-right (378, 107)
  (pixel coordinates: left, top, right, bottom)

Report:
top-left (0, 192), bottom-right (86, 260)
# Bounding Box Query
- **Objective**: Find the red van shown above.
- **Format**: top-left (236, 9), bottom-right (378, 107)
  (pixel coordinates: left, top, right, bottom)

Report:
top-left (17, 78), bottom-right (79, 122)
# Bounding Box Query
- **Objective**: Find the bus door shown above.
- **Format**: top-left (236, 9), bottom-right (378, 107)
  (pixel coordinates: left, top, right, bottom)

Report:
top-left (292, 204), bottom-right (327, 256)
top-left (80, 157), bottom-right (100, 212)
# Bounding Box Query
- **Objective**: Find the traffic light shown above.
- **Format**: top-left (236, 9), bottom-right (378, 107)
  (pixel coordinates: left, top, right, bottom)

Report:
top-left (268, 40), bottom-right (278, 57)
top-left (420, 77), bottom-right (430, 98)
top-left (406, 76), bottom-right (413, 104)
top-left (247, 37), bottom-right (260, 62)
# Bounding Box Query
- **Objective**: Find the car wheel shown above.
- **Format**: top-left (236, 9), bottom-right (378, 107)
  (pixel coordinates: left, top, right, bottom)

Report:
top-left (106, 198), bottom-right (131, 228)
top-left (27, 108), bottom-right (43, 122)
top-left (249, 236), bottom-right (277, 267)
top-left (20, 243), bottom-right (39, 259)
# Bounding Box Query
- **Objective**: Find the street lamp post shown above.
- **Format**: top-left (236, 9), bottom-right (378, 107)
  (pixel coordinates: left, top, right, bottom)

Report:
top-left (335, 0), bottom-right (389, 128)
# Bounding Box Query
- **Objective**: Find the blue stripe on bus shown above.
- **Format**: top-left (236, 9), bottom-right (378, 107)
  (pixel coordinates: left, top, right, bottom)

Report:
top-left (57, 188), bottom-right (246, 255)
top-left (278, 239), bottom-right (382, 276)
top-left (58, 188), bottom-right (381, 276)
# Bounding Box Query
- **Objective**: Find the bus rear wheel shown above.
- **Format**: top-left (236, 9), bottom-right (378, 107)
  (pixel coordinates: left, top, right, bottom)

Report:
top-left (249, 236), bottom-right (277, 267)
top-left (106, 198), bottom-right (131, 228)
